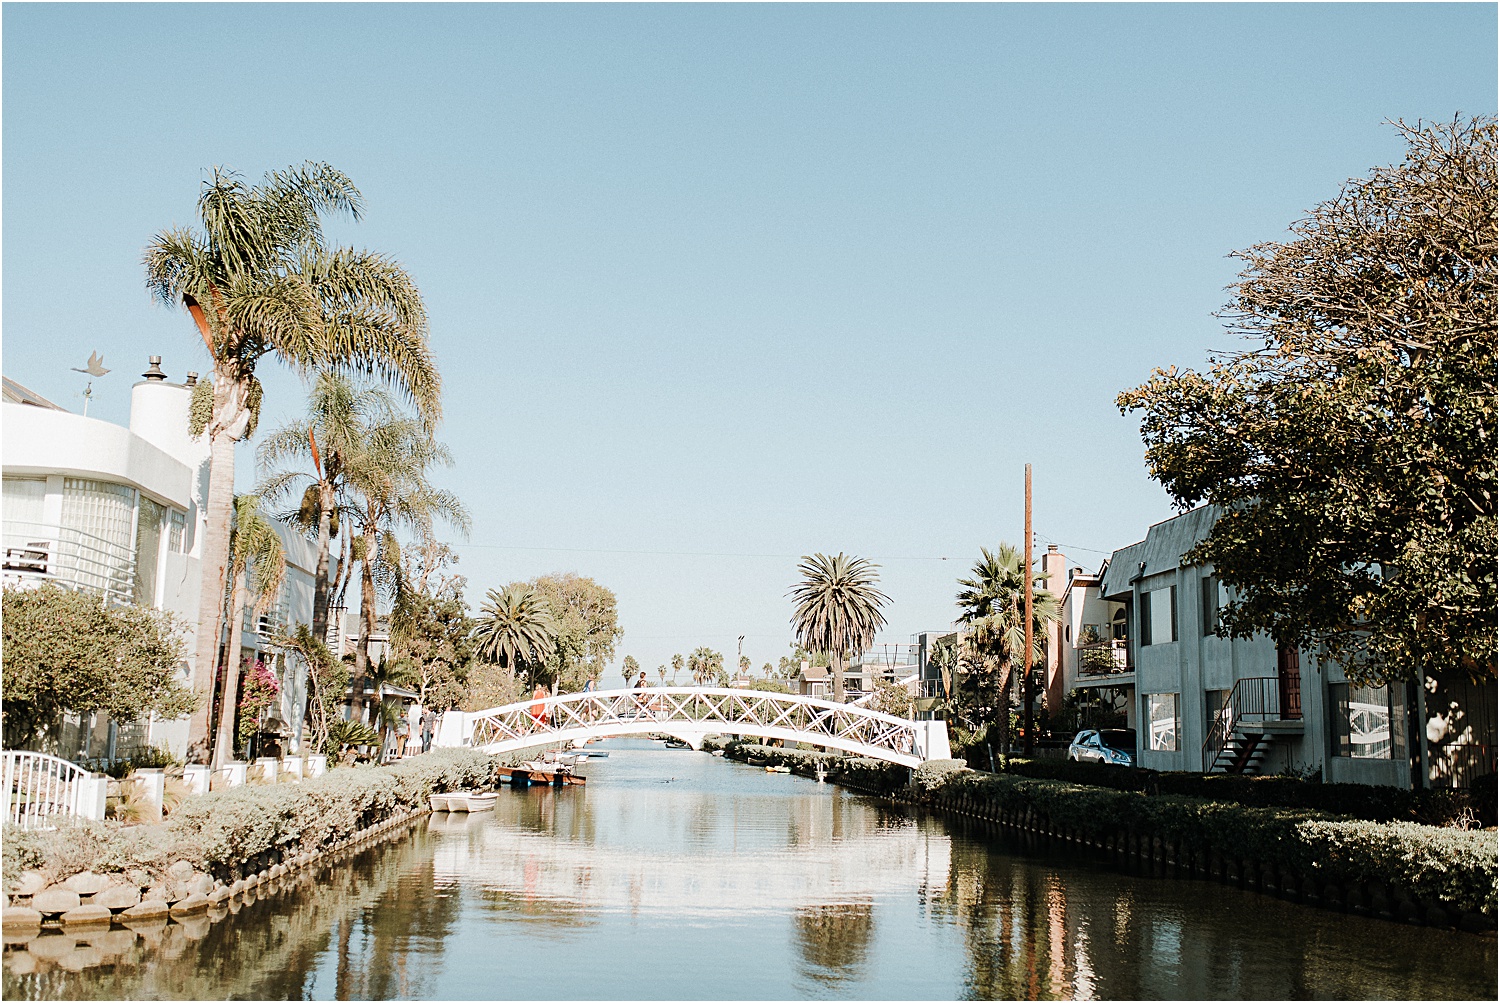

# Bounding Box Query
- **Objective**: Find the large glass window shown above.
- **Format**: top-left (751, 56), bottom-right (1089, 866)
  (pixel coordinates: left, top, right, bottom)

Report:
top-left (1142, 586), bottom-right (1177, 645)
top-left (1147, 693), bottom-right (1180, 751)
top-left (60, 478), bottom-right (136, 597)
top-left (134, 496), bottom-right (165, 607)
top-left (1329, 682), bottom-right (1405, 760)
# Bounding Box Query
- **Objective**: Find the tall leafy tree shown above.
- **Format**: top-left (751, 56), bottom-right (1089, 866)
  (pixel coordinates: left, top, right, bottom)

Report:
top-left (953, 543), bottom-right (1061, 751)
top-left (1118, 117), bottom-right (1496, 687)
top-left (622, 654), bottom-right (641, 686)
top-left (527, 573), bottom-right (623, 691)
top-left (213, 495), bottom-right (287, 769)
top-left (788, 553), bottom-right (890, 703)
top-left (144, 162), bottom-right (440, 761)
top-left (472, 584), bottom-right (559, 690)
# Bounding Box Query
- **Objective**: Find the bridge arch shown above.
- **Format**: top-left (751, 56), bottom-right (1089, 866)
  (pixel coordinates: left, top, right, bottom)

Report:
top-left (434, 687), bottom-right (950, 768)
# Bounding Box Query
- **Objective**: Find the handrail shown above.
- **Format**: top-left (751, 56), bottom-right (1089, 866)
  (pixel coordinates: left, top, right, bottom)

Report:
top-left (447, 687), bottom-right (950, 767)
top-left (1202, 676), bottom-right (1282, 771)
top-left (1, 750), bottom-right (105, 830)
top-left (1, 519), bottom-right (138, 605)
top-left (1076, 638), bottom-right (1132, 676)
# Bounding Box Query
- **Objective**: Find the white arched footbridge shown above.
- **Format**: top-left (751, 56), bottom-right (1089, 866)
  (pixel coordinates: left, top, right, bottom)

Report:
top-left (434, 687), bottom-right (950, 768)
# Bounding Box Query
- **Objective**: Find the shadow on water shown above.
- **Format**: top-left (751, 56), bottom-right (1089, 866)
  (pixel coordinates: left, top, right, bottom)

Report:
top-left (5, 740), bottom-right (1494, 1000)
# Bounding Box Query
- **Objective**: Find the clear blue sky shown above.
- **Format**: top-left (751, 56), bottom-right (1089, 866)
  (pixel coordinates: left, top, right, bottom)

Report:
top-left (4, 3), bottom-right (1495, 685)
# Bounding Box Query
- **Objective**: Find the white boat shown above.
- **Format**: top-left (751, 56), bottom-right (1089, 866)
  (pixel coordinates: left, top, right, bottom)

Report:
top-left (429, 793), bottom-right (452, 812)
top-left (463, 792), bottom-right (499, 812)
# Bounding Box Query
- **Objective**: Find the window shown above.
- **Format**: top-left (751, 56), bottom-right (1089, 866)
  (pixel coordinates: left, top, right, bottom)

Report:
top-left (3, 476), bottom-right (47, 527)
top-left (168, 510), bottom-right (187, 553)
top-left (1142, 586), bottom-right (1177, 645)
top-left (1147, 693), bottom-right (1180, 751)
top-left (133, 496), bottom-right (164, 607)
top-left (1201, 575), bottom-right (1220, 636)
top-left (1111, 608), bottom-right (1127, 641)
top-left (60, 478), bottom-right (135, 596)
top-left (1330, 682), bottom-right (1405, 760)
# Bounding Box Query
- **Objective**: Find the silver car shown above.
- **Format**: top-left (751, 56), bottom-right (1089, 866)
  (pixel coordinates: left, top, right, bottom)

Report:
top-left (1067, 728), bottom-right (1137, 767)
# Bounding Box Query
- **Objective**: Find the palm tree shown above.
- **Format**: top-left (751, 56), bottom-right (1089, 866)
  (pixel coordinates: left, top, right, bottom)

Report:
top-left (344, 415), bottom-right (469, 718)
top-left (657, 666), bottom-right (667, 685)
top-left (954, 543), bottom-right (1061, 753)
top-left (258, 371), bottom-right (402, 645)
top-left (212, 496), bottom-right (286, 770)
top-left (145, 163), bottom-right (440, 762)
top-left (671, 653), bottom-right (684, 684)
top-left (622, 655), bottom-right (640, 686)
top-left (686, 647), bottom-right (723, 686)
top-left (789, 553), bottom-right (890, 703)
top-left (472, 584), bottom-right (559, 689)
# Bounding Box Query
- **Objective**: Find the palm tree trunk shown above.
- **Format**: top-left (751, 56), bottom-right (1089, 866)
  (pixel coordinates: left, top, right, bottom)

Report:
top-left (187, 426), bottom-right (238, 763)
top-left (311, 484), bottom-right (334, 645)
top-left (351, 527), bottom-right (378, 720)
top-left (832, 652), bottom-right (845, 703)
top-left (213, 571), bottom-right (249, 770)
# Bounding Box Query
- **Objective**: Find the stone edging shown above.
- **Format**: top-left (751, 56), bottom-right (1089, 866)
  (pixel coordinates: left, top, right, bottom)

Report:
top-left (2, 806), bottom-right (435, 976)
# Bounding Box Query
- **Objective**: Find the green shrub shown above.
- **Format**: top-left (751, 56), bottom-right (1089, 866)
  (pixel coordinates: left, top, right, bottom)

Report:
top-left (922, 768), bottom-right (1498, 918)
top-left (913, 759), bottom-right (969, 792)
top-left (998, 756), bottom-right (1491, 826)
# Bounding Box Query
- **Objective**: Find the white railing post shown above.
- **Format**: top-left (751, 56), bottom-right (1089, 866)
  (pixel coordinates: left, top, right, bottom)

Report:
top-left (132, 768), bottom-right (166, 822)
top-left (74, 773), bottom-right (108, 820)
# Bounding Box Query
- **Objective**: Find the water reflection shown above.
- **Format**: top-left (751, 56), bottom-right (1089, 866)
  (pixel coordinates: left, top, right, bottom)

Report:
top-left (5, 740), bottom-right (1494, 1001)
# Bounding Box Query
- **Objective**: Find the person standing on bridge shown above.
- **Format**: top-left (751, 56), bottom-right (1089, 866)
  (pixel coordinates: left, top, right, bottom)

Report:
top-left (529, 685), bottom-right (548, 731)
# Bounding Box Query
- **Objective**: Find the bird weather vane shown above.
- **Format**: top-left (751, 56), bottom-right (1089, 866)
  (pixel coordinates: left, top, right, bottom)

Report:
top-left (70, 352), bottom-right (110, 416)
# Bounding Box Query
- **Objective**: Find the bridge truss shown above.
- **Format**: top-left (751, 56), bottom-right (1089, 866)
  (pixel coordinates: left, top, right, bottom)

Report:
top-left (436, 687), bottom-right (950, 768)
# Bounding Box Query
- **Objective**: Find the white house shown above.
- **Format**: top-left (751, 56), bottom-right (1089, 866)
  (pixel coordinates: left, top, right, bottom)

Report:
top-left (2, 359), bottom-right (325, 763)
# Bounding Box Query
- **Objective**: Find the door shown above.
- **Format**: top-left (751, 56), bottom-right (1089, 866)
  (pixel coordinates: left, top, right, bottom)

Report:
top-left (1276, 646), bottom-right (1302, 720)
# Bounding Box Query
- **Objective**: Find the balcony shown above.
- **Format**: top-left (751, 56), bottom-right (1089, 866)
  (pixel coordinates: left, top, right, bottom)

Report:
top-left (1075, 638), bottom-right (1132, 679)
top-left (1, 520), bottom-right (137, 606)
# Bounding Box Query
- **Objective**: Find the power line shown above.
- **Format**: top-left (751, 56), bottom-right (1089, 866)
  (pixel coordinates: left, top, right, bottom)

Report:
top-left (451, 542), bottom-right (956, 561)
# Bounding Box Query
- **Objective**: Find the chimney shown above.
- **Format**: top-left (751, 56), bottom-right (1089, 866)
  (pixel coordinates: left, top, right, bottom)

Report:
top-left (142, 356), bottom-right (167, 381)
top-left (185, 371), bottom-right (199, 386)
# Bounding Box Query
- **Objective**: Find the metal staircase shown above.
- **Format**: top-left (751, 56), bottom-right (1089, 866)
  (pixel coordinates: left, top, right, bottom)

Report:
top-left (1203, 677), bottom-right (1302, 775)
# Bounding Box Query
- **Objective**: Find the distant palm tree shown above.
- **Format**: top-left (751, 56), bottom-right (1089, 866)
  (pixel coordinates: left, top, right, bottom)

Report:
top-left (687, 647), bottom-right (724, 686)
top-left (789, 553), bottom-right (890, 703)
top-left (213, 495), bottom-right (286, 770)
top-left (622, 655), bottom-right (641, 686)
top-left (345, 414), bottom-right (469, 717)
top-left (145, 162), bottom-right (440, 762)
top-left (954, 543), bottom-right (1061, 751)
top-left (657, 666), bottom-right (667, 685)
top-left (258, 371), bottom-right (402, 644)
top-left (671, 653), bottom-right (684, 683)
top-left (473, 584), bottom-right (558, 689)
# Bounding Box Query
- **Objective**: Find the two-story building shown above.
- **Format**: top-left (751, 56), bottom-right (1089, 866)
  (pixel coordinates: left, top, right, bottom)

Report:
top-left (2, 359), bottom-right (325, 763)
top-left (1099, 505), bottom-right (1496, 790)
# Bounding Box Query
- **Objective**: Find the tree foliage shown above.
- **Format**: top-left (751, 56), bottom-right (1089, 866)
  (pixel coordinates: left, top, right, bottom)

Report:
top-left (389, 553), bottom-right (475, 711)
top-left (687, 647), bottom-right (726, 686)
top-left (788, 553), bottom-right (890, 702)
top-left (472, 584), bottom-right (558, 688)
top-left (952, 544), bottom-right (1060, 739)
top-left (1118, 117), bottom-right (1497, 686)
top-left (2, 585), bottom-right (194, 748)
top-left (622, 654), bottom-right (641, 685)
top-left (526, 573), bottom-right (624, 691)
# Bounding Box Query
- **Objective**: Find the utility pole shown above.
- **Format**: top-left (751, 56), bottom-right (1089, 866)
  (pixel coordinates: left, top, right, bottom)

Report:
top-left (1023, 463), bottom-right (1035, 755)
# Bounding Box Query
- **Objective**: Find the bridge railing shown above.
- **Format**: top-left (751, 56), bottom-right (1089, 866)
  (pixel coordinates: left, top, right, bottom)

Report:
top-left (1, 750), bottom-right (108, 830)
top-left (443, 687), bottom-right (950, 765)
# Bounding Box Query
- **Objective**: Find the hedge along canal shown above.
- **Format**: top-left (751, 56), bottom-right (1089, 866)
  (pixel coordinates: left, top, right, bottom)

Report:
top-left (0, 748), bottom-right (548, 975)
top-left (703, 738), bottom-right (1498, 935)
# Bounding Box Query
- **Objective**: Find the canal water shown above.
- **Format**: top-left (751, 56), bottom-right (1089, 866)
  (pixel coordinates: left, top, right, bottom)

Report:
top-left (4, 739), bottom-right (1495, 1000)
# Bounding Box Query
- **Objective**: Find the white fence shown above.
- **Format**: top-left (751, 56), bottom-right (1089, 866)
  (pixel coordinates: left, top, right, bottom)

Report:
top-left (1, 750), bottom-right (108, 830)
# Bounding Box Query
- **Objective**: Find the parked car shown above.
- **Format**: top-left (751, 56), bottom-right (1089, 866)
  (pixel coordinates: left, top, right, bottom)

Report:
top-left (1067, 728), bottom-right (1137, 767)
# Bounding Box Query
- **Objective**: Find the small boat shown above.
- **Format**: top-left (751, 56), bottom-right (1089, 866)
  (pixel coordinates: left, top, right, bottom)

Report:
top-left (429, 793), bottom-right (452, 812)
top-left (710, 750), bottom-right (725, 757)
top-left (765, 765), bottom-right (791, 774)
top-left (463, 792), bottom-right (499, 812)
top-left (662, 738), bottom-right (690, 749)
